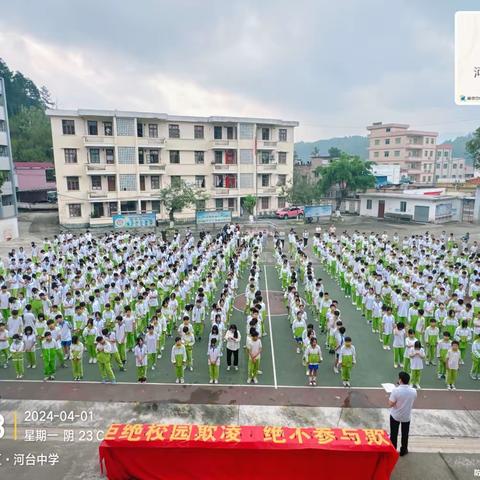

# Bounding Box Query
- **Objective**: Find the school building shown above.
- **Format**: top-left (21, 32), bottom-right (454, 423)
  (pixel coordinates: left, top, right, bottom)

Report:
top-left (46, 109), bottom-right (298, 227)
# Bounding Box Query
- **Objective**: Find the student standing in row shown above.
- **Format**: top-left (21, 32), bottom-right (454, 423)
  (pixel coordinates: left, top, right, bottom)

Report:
top-left (171, 336), bottom-right (186, 384)
top-left (71, 335), bottom-right (84, 381)
top-left (304, 337), bottom-right (323, 386)
top-left (225, 324), bottom-right (241, 371)
top-left (338, 336), bottom-right (356, 387)
top-left (208, 337), bottom-right (221, 384)
top-left (247, 329), bottom-right (262, 384)
top-left (134, 337), bottom-right (148, 383)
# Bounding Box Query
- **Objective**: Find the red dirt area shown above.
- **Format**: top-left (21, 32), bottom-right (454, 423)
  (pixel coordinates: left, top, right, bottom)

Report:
top-left (234, 292), bottom-right (287, 316)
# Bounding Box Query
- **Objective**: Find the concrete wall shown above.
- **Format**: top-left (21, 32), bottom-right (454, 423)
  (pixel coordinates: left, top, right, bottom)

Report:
top-left (0, 216), bottom-right (19, 240)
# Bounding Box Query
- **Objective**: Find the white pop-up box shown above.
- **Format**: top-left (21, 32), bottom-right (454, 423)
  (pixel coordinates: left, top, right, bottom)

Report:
top-left (455, 11), bottom-right (480, 105)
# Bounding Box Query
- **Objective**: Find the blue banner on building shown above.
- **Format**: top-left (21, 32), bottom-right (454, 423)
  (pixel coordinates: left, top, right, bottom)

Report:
top-left (196, 210), bottom-right (232, 225)
top-left (304, 204), bottom-right (333, 218)
top-left (112, 213), bottom-right (156, 229)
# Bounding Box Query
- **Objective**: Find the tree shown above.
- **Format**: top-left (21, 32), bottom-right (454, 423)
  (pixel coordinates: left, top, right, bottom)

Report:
top-left (328, 147), bottom-right (342, 159)
top-left (9, 107), bottom-right (53, 162)
top-left (466, 127), bottom-right (480, 168)
top-left (283, 171), bottom-right (319, 206)
top-left (315, 153), bottom-right (376, 209)
top-left (242, 194), bottom-right (256, 215)
top-left (157, 180), bottom-right (209, 223)
top-left (311, 146), bottom-right (320, 156)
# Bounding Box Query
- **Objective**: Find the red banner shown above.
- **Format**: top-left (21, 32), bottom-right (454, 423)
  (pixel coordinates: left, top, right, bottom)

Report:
top-left (99, 424), bottom-right (398, 480)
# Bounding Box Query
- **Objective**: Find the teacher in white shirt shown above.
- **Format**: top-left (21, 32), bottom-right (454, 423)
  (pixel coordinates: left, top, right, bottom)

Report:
top-left (388, 371), bottom-right (417, 457)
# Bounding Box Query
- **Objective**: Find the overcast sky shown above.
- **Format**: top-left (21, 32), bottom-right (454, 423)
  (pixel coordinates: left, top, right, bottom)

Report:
top-left (0, 0), bottom-right (479, 141)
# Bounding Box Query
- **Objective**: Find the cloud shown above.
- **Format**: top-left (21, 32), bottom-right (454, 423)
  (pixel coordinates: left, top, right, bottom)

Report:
top-left (0, 0), bottom-right (479, 141)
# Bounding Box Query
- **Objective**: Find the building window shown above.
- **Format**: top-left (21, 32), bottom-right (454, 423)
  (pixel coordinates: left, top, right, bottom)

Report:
top-left (87, 120), bottom-right (98, 136)
top-left (64, 148), bottom-right (77, 163)
top-left (452, 164), bottom-right (457, 169)
top-left (215, 198), bottom-right (223, 210)
top-left (119, 174), bottom-right (136, 191)
top-left (1, 194), bottom-right (13, 206)
top-left (214, 126), bottom-right (222, 139)
top-left (195, 151), bottom-right (204, 164)
top-left (400, 201), bottom-right (407, 213)
top-left (89, 148), bottom-right (100, 163)
top-left (169, 124), bottom-right (180, 138)
top-left (214, 151), bottom-right (223, 164)
top-left (62, 120), bottom-right (75, 135)
top-left (139, 175), bottom-right (146, 191)
top-left (151, 175), bottom-right (160, 190)
top-left (106, 148), bottom-right (115, 164)
top-left (195, 175), bottom-right (205, 188)
top-left (239, 173), bottom-right (254, 188)
top-left (195, 200), bottom-right (205, 211)
top-left (91, 176), bottom-right (102, 190)
top-left (109, 202), bottom-right (118, 216)
top-left (45, 169), bottom-right (55, 182)
top-left (226, 126), bottom-right (236, 140)
top-left (120, 201), bottom-right (137, 214)
top-left (227, 198), bottom-right (236, 211)
top-left (118, 147), bottom-right (136, 164)
top-left (149, 150), bottom-right (159, 164)
top-left (385, 139), bottom-right (390, 145)
top-left (443, 163), bottom-right (448, 169)
top-left (278, 152), bottom-right (287, 164)
top-left (169, 150), bottom-right (180, 164)
top-left (386, 127), bottom-right (391, 132)
top-left (239, 123), bottom-right (254, 139)
top-left (261, 197), bottom-right (270, 209)
top-left (366, 199), bottom-right (372, 210)
top-left (278, 197), bottom-right (286, 208)
top-left (261, 174), bottom-right (270, 187)
top-left (0, 120), bottom-right (5, 132)
top-left (374, 139), bottom-right (380, 145)
top-left (384, 151), bottom-right (389, 157)
top-left (171, 176), bottom-right (181, 188)
top-left (104, 121), bottom-right (113, 136)
top-left (277, 174), bottom-right (287, 186)
top-left (194, 125), bottom-right (204, 139)
top-left (395, 137), bottom-right (401, 144)
top-left (116, 117), bottom-right (135, 136)
top-left (151, 200), bottom-right (160, 213)
top-left (394, 150), bottom-right (400, 157)
top-left (107, 175), bottom-right (116, 191)
top-left (374, 152), bottom-right (379, 158)
top-left (261, 128), bottom-right (270, 140)
top-left (66, 176), bottom-right (80, 191)
top-left (68, 204), bottom-right (82, 218)
top-left (137, 123), bottom-right (144, 137)
top-left (279, 129), bottom-right (287, 142)
top-left (148, 124), bottom-right (158, 138)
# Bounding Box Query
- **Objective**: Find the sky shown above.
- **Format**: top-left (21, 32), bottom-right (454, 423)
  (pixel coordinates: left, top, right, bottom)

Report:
top-left (0, 0), bottom-right (479, 142)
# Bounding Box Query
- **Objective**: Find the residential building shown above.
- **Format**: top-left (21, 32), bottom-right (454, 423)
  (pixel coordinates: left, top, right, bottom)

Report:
top-left (0, 78), bottom-right (18, 240)
top-left (46, 109), bottom-right (298, 226)
top-left (294, 154), bottom-right (332, 179)
top-left (367, 122), bottom-right (438, 184)
top-left (14, 162), bottom-right (56, 202)
top-left (435, 143), bottom-right (468, 183)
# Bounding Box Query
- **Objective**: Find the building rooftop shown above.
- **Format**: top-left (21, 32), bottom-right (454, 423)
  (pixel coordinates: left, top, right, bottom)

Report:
top-left (46, 109), bottom-right (299, 127)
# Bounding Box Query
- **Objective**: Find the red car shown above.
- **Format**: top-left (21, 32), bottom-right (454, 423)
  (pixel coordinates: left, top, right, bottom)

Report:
top-left (275, 206), bottom-right (304, 218)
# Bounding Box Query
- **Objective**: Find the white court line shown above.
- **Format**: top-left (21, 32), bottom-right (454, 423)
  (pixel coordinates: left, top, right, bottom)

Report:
top-left (0, 379), bottom-right (479, 392)
top-left (264, 264), bottom-right (278, 389)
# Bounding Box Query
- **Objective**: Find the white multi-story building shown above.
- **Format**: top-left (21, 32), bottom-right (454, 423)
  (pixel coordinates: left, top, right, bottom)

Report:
top-left (0, 78), bottom-right (18, 240)
top-left (46, 109), bottom-right (298, 227)
top-left (435, 143), bottom-right (469, 183)
top-left (367, 122), bottom-right (438, 184)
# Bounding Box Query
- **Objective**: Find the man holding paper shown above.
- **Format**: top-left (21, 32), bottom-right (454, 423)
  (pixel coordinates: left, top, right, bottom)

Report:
top-left (388, 371), bottom-right (417, 456)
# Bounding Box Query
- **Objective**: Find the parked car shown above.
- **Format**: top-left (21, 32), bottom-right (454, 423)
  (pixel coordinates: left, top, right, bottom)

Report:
top-left (275, 206), bottom-right (304, 218)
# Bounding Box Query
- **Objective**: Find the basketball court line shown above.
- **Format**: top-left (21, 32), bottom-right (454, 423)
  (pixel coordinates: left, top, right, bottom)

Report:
top-left (264, 264), bottom-right (278, 389)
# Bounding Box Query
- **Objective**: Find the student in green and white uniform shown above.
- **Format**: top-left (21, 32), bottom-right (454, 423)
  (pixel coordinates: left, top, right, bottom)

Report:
top-left (445, 341), bottom-right (461, 390)
top-left (95, 336), bottom-right (116, 384)
top-left (171, 336), bottom-right (187, 384)
top-left (392, 322), bottom-right (405, 369)
top-left (207, 337), bottom-right (221, 384)
top-left (192, 300), bottom-right (205, 341)
top-left (338, 336), bottom-right (356, 388)
top-left (145, 325), bottom-right (158, 371)
top-left (471, 334), bottom-right (480, 380)
top-left (304, 337), bottom-right (323, 386)
top-left (0, 322), bottom-right (9, 368)
top-left (424, 319), bottom-right (439, 366)
top-left (114, 316), bottom-right (127, 367)
top-left (436, 332), bottom-right (452, 379)
top-left (454, 320), bottom-right (472, 364)
top-left (42, 331), bottom-right (57, 380)
top-left (82, 319), bottom-right (97, 364)
top-left (10, 334), bottom-right (25, 379)
top-left (182, 326), bottom-right (195, 371)
top-left (409, 340), bottom-right (425, 389)
top-left (23, 326), bottom-right (37, 369)
top-left (70, 335), bottom-right (84, 381)
top-left (134, 336), bottom-right (148, 383)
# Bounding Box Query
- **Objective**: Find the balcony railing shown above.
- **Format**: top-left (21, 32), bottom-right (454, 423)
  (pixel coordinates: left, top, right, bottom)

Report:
top-left (213, 163), bottom-right (237, 170)
top-left (138, 137), bottom-right (167, 146)
top-left (257, 162), bottom-right (277, 171)
top-left (83, 135), bottom-right (114, 145)
top-left (145, 164), bottom-right (166, 171)
top-left (259, 140), bottom-right (277, 148)
top-left (211, 139), bottom-right (237, 147)
top-left (85, 162), bottom-right (116, 171)
top-left (259, 186), bottom-right (277, 193)
top-left (88, 191), bottom-right (109, 199)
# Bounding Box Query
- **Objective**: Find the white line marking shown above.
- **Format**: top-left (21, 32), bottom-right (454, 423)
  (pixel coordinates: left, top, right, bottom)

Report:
top-left (0, 379), bottom-right (478, 392)
top-left (264, 264), bottom-right (278, 389)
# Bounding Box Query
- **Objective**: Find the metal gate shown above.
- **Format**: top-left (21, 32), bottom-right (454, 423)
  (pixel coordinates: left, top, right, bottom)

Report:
top-left (414, 205), bottom-right (429, 222)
